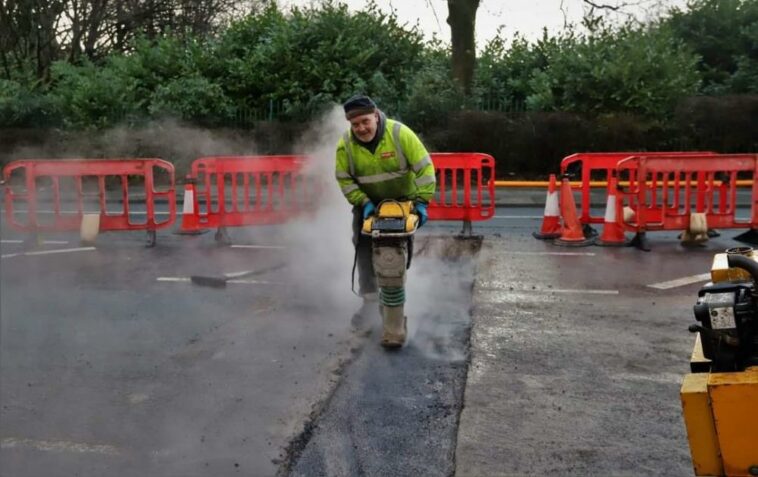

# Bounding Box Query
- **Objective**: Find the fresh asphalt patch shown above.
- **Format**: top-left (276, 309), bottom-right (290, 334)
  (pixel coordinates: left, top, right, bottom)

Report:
top-left (283, 251), bottom-right (476, 477)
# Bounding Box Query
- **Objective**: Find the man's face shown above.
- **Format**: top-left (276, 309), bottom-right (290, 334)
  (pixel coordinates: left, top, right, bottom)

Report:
top-left (349, 111), bottom-right (379, 143)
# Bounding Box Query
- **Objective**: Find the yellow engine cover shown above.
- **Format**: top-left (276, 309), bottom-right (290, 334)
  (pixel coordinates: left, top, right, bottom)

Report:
top-left (711, 251), bottom-right (758, 284)
top-left (681, 358), bottom-right (758, 476)
top-left (362, 201), bottom-right (418, 234)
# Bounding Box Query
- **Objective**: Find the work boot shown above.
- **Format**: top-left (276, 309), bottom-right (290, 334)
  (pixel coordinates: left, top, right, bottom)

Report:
top-left (381, 305), bottom-right (407, 349)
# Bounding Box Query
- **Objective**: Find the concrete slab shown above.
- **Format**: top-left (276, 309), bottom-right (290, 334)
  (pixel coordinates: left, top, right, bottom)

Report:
top-left (454, 236), bottom-right (708, 476)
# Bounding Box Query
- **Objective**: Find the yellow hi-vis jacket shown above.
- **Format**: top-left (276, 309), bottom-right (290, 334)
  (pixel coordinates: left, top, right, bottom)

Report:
top-left (335, 118), bottom-right (436, 207)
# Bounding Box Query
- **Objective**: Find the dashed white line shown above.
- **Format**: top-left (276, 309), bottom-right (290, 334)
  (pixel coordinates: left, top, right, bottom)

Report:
top-left (230, 245), bottom-right (287, 250)
top-left (1, 437), bottom-right (121, 456)
top-left (156, 277), bottom-right (279, 285)
top-left (11, 210), bottom-right (172, 216)
top-left (648, 273), bottom-right (711, 290)
top-left (1, 239), bottom-right (69, 245)
top-left (505, 251), bottom-right (596, 256)
top-left (1, 246), bottom-right (96, 259)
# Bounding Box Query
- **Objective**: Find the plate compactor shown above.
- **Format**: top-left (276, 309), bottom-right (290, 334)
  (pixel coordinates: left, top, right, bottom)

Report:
top-left (681, 247), bottom-right (758, 477)
top-left (361, 200), bottom-right (420, 348)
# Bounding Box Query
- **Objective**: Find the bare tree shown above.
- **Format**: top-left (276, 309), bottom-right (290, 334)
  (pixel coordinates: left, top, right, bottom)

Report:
top-left (444, 0), bottom-right (671, 94)
top-left (0, 0), bottom-right (263, 81)
top-left (447, 0), bottom-right (480, 95)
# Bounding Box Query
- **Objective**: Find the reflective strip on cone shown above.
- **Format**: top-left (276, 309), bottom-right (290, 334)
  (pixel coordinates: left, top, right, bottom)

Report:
top-left (545, 191), bottom-right (559, 217)
top-left (182, 189), bottom-right (194, 215)
top-left (604, 195), bottom-right (616, 223)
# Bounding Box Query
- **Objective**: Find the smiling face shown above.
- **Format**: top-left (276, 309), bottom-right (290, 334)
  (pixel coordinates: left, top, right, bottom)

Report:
top-left (349, 111), bottom-right (379, 143)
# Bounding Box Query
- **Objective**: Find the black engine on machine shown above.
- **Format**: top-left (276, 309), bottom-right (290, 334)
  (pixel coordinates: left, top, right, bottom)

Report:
top-left (693, 279), bottom-right (758, 372)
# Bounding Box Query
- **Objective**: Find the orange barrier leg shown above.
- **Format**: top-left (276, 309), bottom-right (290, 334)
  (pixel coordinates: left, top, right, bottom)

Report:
top-left (533, 174), bottom-right (562, 240)
top-left (595, 176), bottom-right (629, 247)
top-left (554, 176), bottom-right (594, 247)
top-left (176, 177), bottom-right (207, 235)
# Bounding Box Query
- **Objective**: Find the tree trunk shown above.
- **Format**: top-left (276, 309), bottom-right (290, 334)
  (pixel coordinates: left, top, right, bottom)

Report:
top-left (447, 0), bottom-right (479, 95)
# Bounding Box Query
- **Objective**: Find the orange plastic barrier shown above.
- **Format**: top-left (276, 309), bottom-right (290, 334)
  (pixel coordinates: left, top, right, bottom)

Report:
top-left (182, 155), bottom-right (318, 242)
top-left (3, 159), bottom-right (176, 246)
top-left (559, 151), bottom-right (714, 226)
top-left (428, 153), bottom-right (496, 235)
top-left (615, 154), bottom-right (758, 249)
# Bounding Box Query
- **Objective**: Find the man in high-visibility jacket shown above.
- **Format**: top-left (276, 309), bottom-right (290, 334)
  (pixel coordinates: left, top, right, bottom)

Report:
top-left (335, 95), bottom-right (436, 345)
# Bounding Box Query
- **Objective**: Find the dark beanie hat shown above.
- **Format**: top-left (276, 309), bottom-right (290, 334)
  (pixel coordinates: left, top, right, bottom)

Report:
top-left (343, 95), bottom-right (377, 119)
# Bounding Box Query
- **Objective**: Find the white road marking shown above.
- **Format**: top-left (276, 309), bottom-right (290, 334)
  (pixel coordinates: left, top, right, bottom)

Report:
top-left (227, 279), bottom-right (281, 285)
top-left (156, 277), bottom-right (279, 285)
top-left (1, 239), bottom-right (69, 245)
top-left (505, 251), bottom-right (596, 256)
top-left (648, 273), bottom-right (711, 290)
top-left (10, 209), bottom-right (172, 216)
top-left (1, 246), bottom-right (96, 259)
top-left (224, 270), bottom-right (256, 278)
top-left (493, 215), bottom-right (542, 219)
top-left (1, 437), bottom-right (120, 456)
top-left (230, 245), bottom-right (287, 250)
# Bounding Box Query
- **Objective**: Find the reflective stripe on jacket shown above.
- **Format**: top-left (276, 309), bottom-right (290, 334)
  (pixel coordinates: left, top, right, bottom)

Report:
top-left (335, 118), bottom-right (436, 206)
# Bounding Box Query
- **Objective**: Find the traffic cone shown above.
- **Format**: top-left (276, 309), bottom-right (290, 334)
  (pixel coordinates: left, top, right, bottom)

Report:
top-left (553, 176), bottom-right (594, 247)
top-left (533, 174), bottom-right (562, 240)
top-left (176, 176), bottom-right (207, 235)
top-left (596, 176), bottom-right (629, 246)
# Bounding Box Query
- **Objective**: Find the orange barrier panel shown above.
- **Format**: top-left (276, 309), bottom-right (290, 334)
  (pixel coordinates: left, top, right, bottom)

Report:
top-left (559, 151), bottom-right (714, 226)
top-left (3, 159), bottom-right (176, 246)
top-left (428, 153), bottom-right (496, 235)
top-left (615, 154), bottom-right (758, 250)
top-left (185, 155), bottom-right (318, 242)
top-left (183, 153), bottom-right (495, 240)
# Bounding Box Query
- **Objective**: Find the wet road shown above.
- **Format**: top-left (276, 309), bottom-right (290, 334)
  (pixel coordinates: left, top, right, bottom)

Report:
top-left (1, 205), bottom-right (747, 476)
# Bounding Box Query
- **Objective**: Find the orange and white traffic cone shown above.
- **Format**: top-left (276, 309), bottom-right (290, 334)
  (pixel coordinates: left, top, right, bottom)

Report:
top-left (533, 174), bottom-right (562, 240)
top-left (176, 176), bottom-right (207, 235)
top-left (554, 176), bottom-right (594, 247)
top-left (596, 176), bottom-right (629, 246)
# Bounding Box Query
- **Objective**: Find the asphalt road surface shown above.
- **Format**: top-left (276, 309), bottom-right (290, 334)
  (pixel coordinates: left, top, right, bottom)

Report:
top-left (1, 205), bottom-right (749, 476)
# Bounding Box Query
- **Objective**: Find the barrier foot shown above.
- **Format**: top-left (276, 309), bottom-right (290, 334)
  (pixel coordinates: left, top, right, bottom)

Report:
top-left (582, 224), bottom-right (598, 238)
top-left (146, 230), bottom-right (157, 248)
top-left (215, 226), bottom-right (232, 246)
top-left (533, 231), bottom-right (561, 240)
top-left (733, 228), bottom-right (758, 245)
top-left (629, 232), bottom-right (651, 252)
top-left (707, 229), bottom-right (721, 238)
top-left (460, 220), bottom-right (473, 237)
top-left (553, 236), bottom-right (595, 247)
top-left (24, 233), bottom-right (43, 251)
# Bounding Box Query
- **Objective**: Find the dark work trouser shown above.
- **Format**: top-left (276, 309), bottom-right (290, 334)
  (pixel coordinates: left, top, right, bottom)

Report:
top-left (352, 206), bottom-right (376, 295)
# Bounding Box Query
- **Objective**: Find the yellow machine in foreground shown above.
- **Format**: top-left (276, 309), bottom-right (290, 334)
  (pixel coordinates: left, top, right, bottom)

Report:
top-left (362, 200), bottom-right (419, 348)
top-left (681, 247), bottom-right (758, 477)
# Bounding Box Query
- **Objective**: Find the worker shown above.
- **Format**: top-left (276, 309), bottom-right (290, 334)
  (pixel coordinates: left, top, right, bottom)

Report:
top-left (335, 94), bottom-right (436, 345)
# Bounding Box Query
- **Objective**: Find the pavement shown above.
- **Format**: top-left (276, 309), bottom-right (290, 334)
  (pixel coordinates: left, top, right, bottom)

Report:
top-left (2, 193), bottom-right (753, 476)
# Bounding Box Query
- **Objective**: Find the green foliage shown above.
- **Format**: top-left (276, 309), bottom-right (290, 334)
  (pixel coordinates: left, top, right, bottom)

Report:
top-left (149, 75), bottom-right (234, 123)
top-left (399, 50), bottom-right (466, 129)
top-left (210, 1), bottom-right (426, 118)
top-left (0, 79), bottom-right (59, 127)
top-left (49, 60), bottom-right (142, 128)
top-left (664, 0), bottom-right (758, 93)
top-left (476, 24), bottom-right (701, 118)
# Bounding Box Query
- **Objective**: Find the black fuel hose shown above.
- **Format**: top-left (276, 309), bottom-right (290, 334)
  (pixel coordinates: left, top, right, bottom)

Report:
top-left (727, 253), bottom-right (758, 284)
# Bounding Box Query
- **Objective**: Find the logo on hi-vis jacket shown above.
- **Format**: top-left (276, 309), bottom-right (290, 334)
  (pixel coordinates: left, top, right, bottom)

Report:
top-left (380, 152), bottom-right (395, 159)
